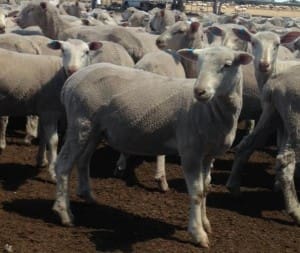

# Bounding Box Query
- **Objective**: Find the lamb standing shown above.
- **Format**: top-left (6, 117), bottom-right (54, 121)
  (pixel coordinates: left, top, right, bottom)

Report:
top-left (53, 46), bottom-right (252, 248)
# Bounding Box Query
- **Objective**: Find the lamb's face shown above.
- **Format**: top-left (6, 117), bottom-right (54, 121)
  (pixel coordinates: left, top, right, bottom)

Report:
top-left (251, 32), bottom-right (280, 74)
top-left (177, 47), bottom-right (253, 102)
top-left (47, 39), bottom-right (102, 76)
top-left (232, 28), bottom-right (300, 76)
top-left (0, 10), bottom-right (6, 33)
top-left (208, 24), bottom-right (248, 51)
top-left (16, 3), bottom-right (41, 28)
top-left (156, 21), bottom-right (201, 50)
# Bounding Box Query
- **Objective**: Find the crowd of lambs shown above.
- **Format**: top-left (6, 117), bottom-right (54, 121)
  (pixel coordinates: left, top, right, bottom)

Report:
top-left (0, 0), bottom-right (299, 248)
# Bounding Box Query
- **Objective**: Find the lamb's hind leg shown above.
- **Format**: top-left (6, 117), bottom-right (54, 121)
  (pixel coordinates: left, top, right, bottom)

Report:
top-left (53, 119), bottom-right (91, 226)
top-left (276, 147), bottom-right (300, 224)
top-left (227, 103), bottom-right (277, 195)
top-left (181, 153), bottom-right (209, 248)
top-left (76, 129), bottom-right (103, 203)
top-left (0, 116), bottom-right (8, 152)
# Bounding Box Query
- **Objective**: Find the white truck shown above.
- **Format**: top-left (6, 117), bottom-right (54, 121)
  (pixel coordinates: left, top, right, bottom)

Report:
top-left (122, 0), bottom-right (171, 10)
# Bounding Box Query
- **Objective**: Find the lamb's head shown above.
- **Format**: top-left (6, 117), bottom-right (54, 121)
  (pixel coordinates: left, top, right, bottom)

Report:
top-left (207, 24), bottom-right (249, 51)
top-left (156, 21), bottom-right (203, 50)
top-left (0, 9), bottom-right (6, 33)
top-left (122, 7), bottom-right (137, 21)
top-left (150, 9), bottom-right (175, 34)
top-left (47, 39), bottom-right (102, 76)
top-left (16, 2), bottom-right (58, 29)
top-left (177, 47), bottom-right (253, 102)
top-left (233, 28), bottom-right (300, 74)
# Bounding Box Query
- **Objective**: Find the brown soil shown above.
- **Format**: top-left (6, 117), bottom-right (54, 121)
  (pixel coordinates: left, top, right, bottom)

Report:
top-left (0, 129), bottom-right (299, 253)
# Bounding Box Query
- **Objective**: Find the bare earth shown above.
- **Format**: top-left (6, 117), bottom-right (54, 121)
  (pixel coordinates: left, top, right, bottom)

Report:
top-left (0, 126), bottom-right (299, 253)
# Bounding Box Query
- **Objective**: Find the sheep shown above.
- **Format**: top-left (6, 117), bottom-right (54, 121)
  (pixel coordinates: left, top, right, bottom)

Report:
top-left (148, 9), bottom-right (175, 34)
top-left (52, 46), bottom-right (253, 248)
top-left (89, 9), bottom-right (118, 26)
top-left (15, 2), bottom-right (77, 39)
top-left (156, 21), bottom-right (205, 78)
top-left (0, 49), bottom-right (65, 177)
top-left (0, 7), bottom-right (6, 33)
top-left (16, 2), bottom-right (158, 62)
top-left (0, 39), bottom-right (102, 177)
top-left (226, 29), bottom-right (300, 198)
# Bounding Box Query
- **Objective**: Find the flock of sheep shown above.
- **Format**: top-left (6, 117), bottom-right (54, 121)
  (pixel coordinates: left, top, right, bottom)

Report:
top-left (0, 0), bottom-right (299, 249)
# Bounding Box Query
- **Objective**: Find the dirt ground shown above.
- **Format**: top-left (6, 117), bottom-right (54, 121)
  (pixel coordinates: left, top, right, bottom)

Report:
top-left (0, 127), bottom-right (299, 253)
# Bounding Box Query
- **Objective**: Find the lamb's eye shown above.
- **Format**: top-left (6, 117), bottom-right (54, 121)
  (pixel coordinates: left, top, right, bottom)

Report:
top-left (85, 50), bottom-right (89, 55)
top-left (61, 49), bottom-right (65, 54)
top-left (220, 62), bottom-right (231, 72)
top-left (251, 41), bottom-right (256, 47)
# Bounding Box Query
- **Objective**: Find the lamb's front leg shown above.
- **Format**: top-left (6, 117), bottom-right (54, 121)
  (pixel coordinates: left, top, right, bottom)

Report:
top-left (24, 115), bottom-right (39, 145)
top-left (114, 153), bottom-right (129, 177)
top-left (227, 102), bottom-right (277, 195)
top-left (201, 157), bottom-right (214, 234)
top-left (181, 153), bottom-right (209, 248)
top-left (154, 155), bottom-right (169, 192)
top-left (38, 114), bottom-right (59, 181)
top-left (0, 116), bottom-right (8, 152)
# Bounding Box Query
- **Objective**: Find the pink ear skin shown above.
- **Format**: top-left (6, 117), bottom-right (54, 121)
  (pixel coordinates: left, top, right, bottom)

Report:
top-left (47, 40), bottom-right (62, 50)
top-left (160, 9), bottom-right (165, 17)
top-left (40, 2), bottom-right (47, 10)
top-left (280, 31), bottom-right (300, 44)
top-left (234, 53), bottom-right (253, 65)
top-left (89, 42), bottom-right (103, 51)
top-left (207, 26), bottom-right (224, 36)
top-left (177, 49), bottom-right (199, 62)
top-left (232, 28), bottom-right (252, 42)
top-left (190, 22), bottom-right (200, 33)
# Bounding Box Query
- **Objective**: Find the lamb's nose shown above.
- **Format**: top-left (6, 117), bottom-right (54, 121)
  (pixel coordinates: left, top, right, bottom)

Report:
top-left (259, 61), bottom-right (270, 72)
top-left (194, 88), bottom-right (206, 99)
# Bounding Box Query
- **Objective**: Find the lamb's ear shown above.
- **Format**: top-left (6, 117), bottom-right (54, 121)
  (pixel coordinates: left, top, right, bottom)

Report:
top-left (207, 26), bottom-right (224, 36)
top-left (40, 2), bottom-right (47, 10)
top-left (75, 0), bottom-right (79, 7)
top-left (177, 49), bottom-right (200, 62)
top-left (232, 28), bottom-right (252, 42)
top-left (190, 22), bottom-right (200, 33)
top-left (81, 18), bottom-right (91, 26)
top-left (89, 41), bottom-right (103, 51)
top-left (234, 52), bottom-right (253, 65)
top-left (280, 31), bottom-right (300, 44)
top-left (47, 40), bottom-right (62, 50)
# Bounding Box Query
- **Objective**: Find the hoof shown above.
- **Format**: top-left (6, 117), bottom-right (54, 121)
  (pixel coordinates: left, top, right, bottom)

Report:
top-left (289, 207), bottom-right (300, 225)
top-left (37, 160), bottom-right (48, 168)
top-left (156, 176), bottom-right (169, 192)
top-left (226, 183), bottom-right (241, 197)
top-left (77, 191), bottom-right (97, 204)
top-left (190, 229), bottom-right (210, 248)
top-left (53, 202), bottom-right (74, 226)
top-left (23, 135), bottom-right (34, 145)
top-left (114, 166), bottom-right (126, 178)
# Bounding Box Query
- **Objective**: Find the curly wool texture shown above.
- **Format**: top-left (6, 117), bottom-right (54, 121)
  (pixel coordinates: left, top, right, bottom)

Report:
top-left (0, 49), bottom-right (64, 115)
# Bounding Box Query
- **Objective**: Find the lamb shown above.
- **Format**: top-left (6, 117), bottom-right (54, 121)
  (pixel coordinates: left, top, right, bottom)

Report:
top-left (156, 21), bottom-right (205, 77)
top-left (0, 49), bottom-right (65, 178)
top-left (52, 46), bottom-right (253, 248)
top-left (0, 39), bottom-right (101, 178)
top-left (15, 2), bottom-right (77, 39)
top-left (225, 28), bottom-right (300, 215)
top-left (148, 9), bottom-right (175, 34)
top-left (0, 33), bottom-right (64, 151)
top-left (0, 7), bottom-right (6, 33)
top-left (16, 2), bottom-right (158, 62)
